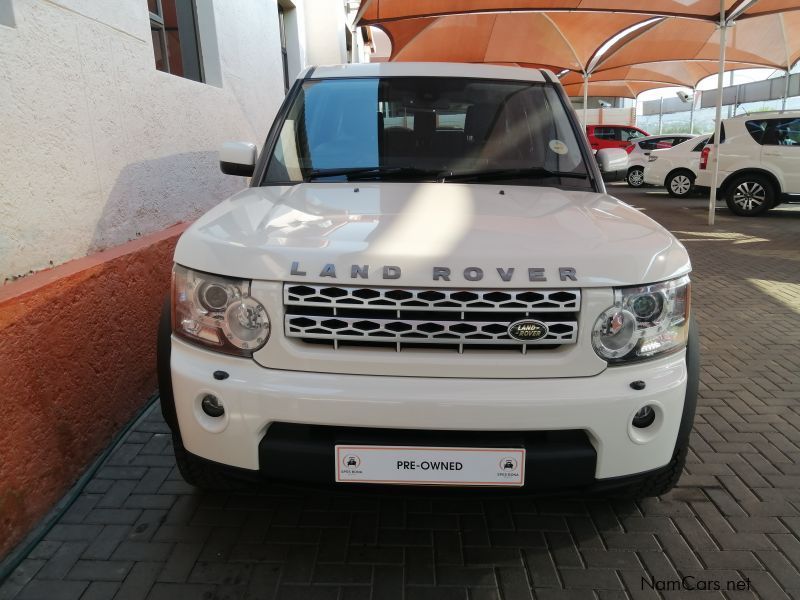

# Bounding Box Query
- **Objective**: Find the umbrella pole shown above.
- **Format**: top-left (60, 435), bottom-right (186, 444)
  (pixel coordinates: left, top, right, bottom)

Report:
top-left (783, 69), bottom-right (790, 112)
top-left (689, 87), bottom-right (696, 134)
top-left (708, 3), bottom-right (728, 227)
top-left (583, 72), bottom-right (589, 128)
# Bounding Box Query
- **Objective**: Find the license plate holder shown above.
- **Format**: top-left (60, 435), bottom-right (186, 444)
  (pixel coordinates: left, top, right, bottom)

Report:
top-left (335, 445), bottom-right (525, 486)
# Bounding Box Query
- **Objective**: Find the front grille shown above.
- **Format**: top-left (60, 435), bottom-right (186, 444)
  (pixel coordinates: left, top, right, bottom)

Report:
top-left (284, 284), bottom-right (580, 354)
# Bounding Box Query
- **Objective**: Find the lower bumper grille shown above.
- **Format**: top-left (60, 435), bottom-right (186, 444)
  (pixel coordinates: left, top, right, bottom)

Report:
top-left (284, 284), bottom-right (580, 353)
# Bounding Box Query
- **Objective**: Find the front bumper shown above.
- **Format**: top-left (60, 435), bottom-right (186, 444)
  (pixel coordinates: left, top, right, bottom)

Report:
top-left (170, 337), bottom-right (689, 483)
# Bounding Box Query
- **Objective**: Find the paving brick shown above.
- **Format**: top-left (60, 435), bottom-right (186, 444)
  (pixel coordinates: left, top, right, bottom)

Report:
top-left (83, 509), bottom-right (142, 526)
top-left (187, 561), bottom-right (252, 585)
top-left (157, 542), bottom-right (203, 583)
top-left (66, 560), bottom-right (131, 582)
top-left (275, 585), bottom-right (339, 600)
top-left (559, 568), bottom-right (623, 590)
top-left (311, 563), bottom-right (372, 584)
top-left (78, 581), bottom-right (119, 600)
top-left (44, 525), bottom-right (103, 543)
top-left (0, 559), bottom-right (45, 600)
top-left (80, 525), bottom-right (130, 560)
top-left (523, 548), bottom-right (560, 589)
top-left (405, 547), bottom-right (435, 585)
top-left (279, 545), bottom-right (317, 584)
top-left (436, 566), bottom-right (496, 587)
top-left (37, 542), bottom-right (87, 580)
top-left (346, 544), bottom-right (403, 565)
top-left (405, 587), bottom-right (467, 600)
top-left (580, 549), bottom-right (640, 569)
top-left (113, 561), bottom-right (163, 600)
top-left (371, 565), bottom-right (402, 600)
top-left (246, 563), bottom-right (281, 600)
top-left (145, 583), bottom-right (215, 600)
top-left (110, 542), bottom-right (172, 562)
top-left (60, 496), bottom-right (100, 524)
top-left (15, 580), bottom-right (88, 600)
top-left (96, 481), bottom-right (138, 510)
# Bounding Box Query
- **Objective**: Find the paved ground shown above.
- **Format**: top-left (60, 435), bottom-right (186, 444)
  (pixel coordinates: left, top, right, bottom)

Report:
top-left (2, 186), bottom-right (800, 600)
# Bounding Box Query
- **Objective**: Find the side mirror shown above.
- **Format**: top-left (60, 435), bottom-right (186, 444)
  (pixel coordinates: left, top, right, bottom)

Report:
top-left (219, 142), bottom-right (257, 177)
top-left (595, 147), bottom-right (628, 181)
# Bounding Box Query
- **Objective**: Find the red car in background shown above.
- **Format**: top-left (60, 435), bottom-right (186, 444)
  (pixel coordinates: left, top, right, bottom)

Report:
top-left (586, 124), bottom-right (650, 151)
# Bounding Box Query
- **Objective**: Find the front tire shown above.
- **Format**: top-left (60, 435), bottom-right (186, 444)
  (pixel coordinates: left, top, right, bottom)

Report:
top-left (725, 174), bottom-right (774, 216)
top-left (627, 166), bottom-right (645, 188)
top-left (666, 171), bottom-right (694, 198)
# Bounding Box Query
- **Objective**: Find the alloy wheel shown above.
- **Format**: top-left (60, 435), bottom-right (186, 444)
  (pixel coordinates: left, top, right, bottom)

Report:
top-left (628, 168), bottom-right (644, 187)
top-left (733, 181), bottom-right (766, 212)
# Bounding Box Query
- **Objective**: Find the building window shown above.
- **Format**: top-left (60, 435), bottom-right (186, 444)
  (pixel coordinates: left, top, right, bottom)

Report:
top-left (278, 5), bottom-right (290, 94)
top-left (149, 0), bottom-right (203, 82)
top-left (0, 0), bottom-right (15, 28)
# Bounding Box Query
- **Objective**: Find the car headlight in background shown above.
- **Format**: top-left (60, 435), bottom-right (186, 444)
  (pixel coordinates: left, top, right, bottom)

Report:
top-left (172, 265), bottom-right (270, 356)
top-left (592, 275), bottom-right (690, 363)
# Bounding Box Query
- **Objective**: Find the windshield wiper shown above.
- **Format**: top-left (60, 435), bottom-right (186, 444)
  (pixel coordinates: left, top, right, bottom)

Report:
top-left (305, 166), bottom-right (438, 181)
top-left (439, 167), bottom-right (588, 183)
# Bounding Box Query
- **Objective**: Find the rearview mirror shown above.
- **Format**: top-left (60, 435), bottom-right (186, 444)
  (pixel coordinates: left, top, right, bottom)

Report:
top-left (595, 148), bottom-right (628, 182)
top-left (219, 142), bottom-right (257, 177)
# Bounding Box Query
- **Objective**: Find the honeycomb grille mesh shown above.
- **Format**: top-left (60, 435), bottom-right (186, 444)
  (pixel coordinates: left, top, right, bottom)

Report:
top-left (283, 284), bottom-right (580, 353)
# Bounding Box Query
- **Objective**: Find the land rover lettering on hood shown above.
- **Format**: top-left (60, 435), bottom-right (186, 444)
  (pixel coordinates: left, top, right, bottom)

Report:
top-left (159, 62), bottom-right (697, 497)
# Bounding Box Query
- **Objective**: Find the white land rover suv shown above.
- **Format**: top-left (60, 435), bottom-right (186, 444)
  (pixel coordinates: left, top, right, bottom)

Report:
top-left (696, 111), bottom-right (800, 216)
top-left (157, 63), bottom-right (698, 497)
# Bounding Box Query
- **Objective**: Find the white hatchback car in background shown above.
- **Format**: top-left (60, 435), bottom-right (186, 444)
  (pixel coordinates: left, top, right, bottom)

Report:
top-left (643, 135), bottom-right (711, 198)
top-left (625, 134), bottom-right (695, 188)
top-left (696, 111), bottom-right (800, 216)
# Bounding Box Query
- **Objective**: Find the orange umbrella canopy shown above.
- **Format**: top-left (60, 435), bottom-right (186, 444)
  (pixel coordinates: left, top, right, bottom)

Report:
top-left (560, 61), bottom-right (770, 89)
top-left (382, 11), bottom-right (658, 73)
top-left (561, 79), bottom-right (674, 99)
top-left (593, 12), bottom-right (800, 71)
top-left (356, 0), bottom-right (800, 25)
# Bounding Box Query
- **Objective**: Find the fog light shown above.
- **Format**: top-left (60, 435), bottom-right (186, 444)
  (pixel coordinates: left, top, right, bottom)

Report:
top-left (632, 405), bottom-right (656, 429)
top-left (201, 394), bottom-right (225, 418)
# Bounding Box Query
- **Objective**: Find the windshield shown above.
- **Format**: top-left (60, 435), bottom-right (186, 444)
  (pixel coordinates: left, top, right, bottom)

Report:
top-left (262, 77), bottom-right (592, 190)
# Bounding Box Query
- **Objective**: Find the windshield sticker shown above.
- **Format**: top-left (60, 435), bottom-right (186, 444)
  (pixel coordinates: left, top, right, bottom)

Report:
top-left (549, 140), bottom-right (569, 155)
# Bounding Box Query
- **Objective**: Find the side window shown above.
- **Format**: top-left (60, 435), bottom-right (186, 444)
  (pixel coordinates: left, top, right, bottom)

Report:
top-left (593, 127), bottom-right (616, 140)
top-left (772, 118), bottom-right (800, 146)
top-left (436, 110), bottom-right (467, 130)
top-left (708, 123), bottom-right (726, 145)
top-left (149, 0), bottom-right (203, 82)
top-left (638, 139), bottom-right (659, 150)
top-left (620, 128), bottom-right (644, 142)
top-left (745, 120), bottom-right (769, 145)
top-left (691, 139), bottom-right (708, 152)
top-left (278, 5), bottom-right (290, 93)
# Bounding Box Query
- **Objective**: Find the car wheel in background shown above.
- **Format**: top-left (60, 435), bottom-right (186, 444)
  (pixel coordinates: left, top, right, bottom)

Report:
top-left (626, 166), bottom-right (645, 188)
top-left (725, 174), bottom-right (774, 216)
top-left (666, 171), bottom-right (694, 198)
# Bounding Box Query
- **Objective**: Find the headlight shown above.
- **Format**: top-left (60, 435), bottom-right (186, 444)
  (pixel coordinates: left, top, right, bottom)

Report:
top-left (592, 275), bottom-right (690, 363)
top-left (172, 265), bottom-right (270, 356)
top-left (647, 155), bottom-right (658, 162)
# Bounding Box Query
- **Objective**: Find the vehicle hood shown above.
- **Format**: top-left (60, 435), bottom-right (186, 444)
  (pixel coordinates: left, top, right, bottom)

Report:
top-left (174, 182), bottom-right (691, 288)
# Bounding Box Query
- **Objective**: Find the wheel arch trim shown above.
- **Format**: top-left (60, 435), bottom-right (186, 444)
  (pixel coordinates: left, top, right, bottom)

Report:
top-left (721, 168), bottom-right (782, 195)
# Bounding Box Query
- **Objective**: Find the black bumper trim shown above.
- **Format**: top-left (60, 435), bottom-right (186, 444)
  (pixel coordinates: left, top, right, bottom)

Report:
top-left (253, 424), bottom-right (597, 491)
